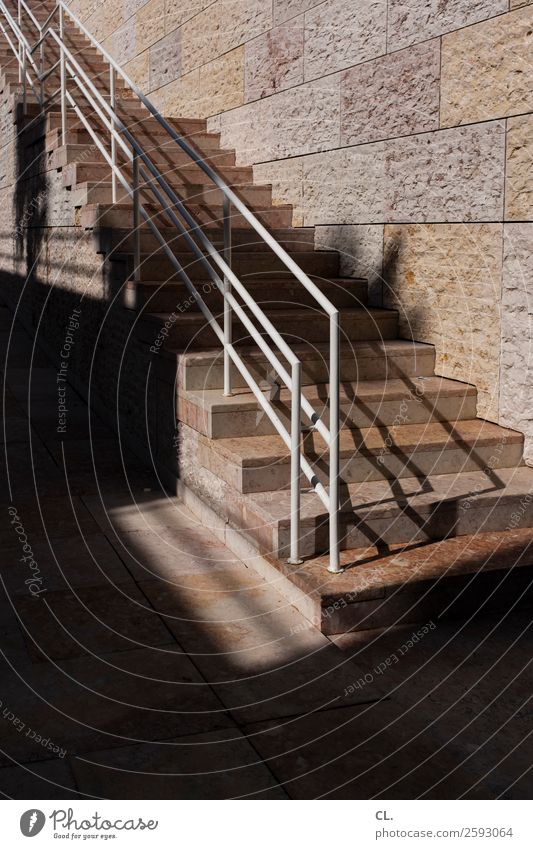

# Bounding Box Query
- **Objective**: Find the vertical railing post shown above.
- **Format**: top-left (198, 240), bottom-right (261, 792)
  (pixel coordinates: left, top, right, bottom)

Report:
top-left (288, 361), bottom-right (303, 566)
top-left (110, 66), bottom-right (117, 203)
top-left (22, 50), bottom-right (27, 114)
top-left (223, 194), bottom-right (232, 396)
top-left (17, 0), bottom-right (22, 83)
top-left (132, 151), bottom-right (141, 281)
top-left (39, 41), bottom-right (44, 105)
top-left (59, 4), bottom-right (67, 139)
top-left (327, 311), bottom-right (343, 573)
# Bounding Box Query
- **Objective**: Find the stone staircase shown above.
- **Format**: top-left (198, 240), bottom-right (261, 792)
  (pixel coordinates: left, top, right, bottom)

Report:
top-left (2, 0), bottom-right (533, 634)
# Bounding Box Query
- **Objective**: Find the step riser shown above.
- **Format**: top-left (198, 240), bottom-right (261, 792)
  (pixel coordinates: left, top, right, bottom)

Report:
top-left (198, 440), bottom-right (524, 494)
top-left (80, 203), bottom-right (292, 230)
top-left (48, 113), bottom-right (208, 136)
top-left (127, 281), bottom-right (367, 313)
top-left (51, 145), bottom-right (237, 170)
top-left (71, 182), bottom-right (272, 208)
top-left (142, 312), bottom-right (397, 349)
top-left (179, 347), bottom-right (437, 391)
top-left (63, 163), bottom-right (253, 189)
top-left (278, 496), bottom-right (533, 560)
top-left (179, 391), bottom-right (478, 440)
top-left (48, 127), bottom-right (223, 153)
top-left (96, 227), bottom-right (315, 255)
top-left (120, 252), bottom-right (340, 280)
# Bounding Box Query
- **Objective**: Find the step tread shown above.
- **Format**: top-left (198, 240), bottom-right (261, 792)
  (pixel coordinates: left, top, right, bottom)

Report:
top-left (74, 179), bottom-right (272, 192)
top-left (182, 375), bottom-right (477, 413)
top-left (283, 525), bottom-right (533, 605)
top-left (207, 418), bottom-right (523, 466)
top-left (246, 465), bottom-right (533, 527)
top-left (168, 338), bottom-right (434, 364)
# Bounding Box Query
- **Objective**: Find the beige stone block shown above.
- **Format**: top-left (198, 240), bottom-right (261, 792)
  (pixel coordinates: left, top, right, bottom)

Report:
top-left (109, 17), bottom-right (137, 65)
top-left (124, 51), bottom-right (150, 91)
top-left (304, 0), bottom-right (386, 80)
top-left (197, 46), bottom-right (245, 117)
top-left (149, 29), bottom-right (181, 90)
top-left (216, 75), bottom-right (340, 164)
top-left (388, 0), bottom-right (507, 50)
top-left (86, 2), bottom-right (123, 42)
top-left (341, 39), bottom-right (440, 145)
top-left (180, 5), bottom-right (220, 72)
top-left (244, 17), bottom-right (304, 102)
top-left (298, 121), bottom-right (504, 225)
top-left (302, 145), bottom-right (386, 225)
top-left (441, 8), bottom-right (533, 127)
top-left (154, 68), bottom-right (201, 117)
top-left (136, 0), bottom-right (165, 53)
top-left (510, 0), bottom-right (533, 7)
top-left (181, 0), bottom-right (271, 73)
top-left (274, 0), bottom-right (317, 25)
top-left (124, 0), bottom-right (149, 17)
top-left (383, 223), bottom-right (502, 421)
top-left (505, 114), bottom-right (533, 221)
top-left (217, 0), bottom-right (273, 54)
top-left (385, 121), bottom-right (505, 222)
top-left (500, 224), bottom-right (533, 461)
top-left (165, 0), bottom-right (211, 31)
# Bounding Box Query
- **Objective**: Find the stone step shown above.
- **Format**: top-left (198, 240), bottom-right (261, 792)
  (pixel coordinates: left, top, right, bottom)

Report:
top-left (288, 527), bottom-right (533, 634)
top-left (47, 111), bottom-right (208, 138)
top-left (51, 143), bottom-right (237, 171)
top-left (79, 201), bottom-right (293, 230)
top-left (140, 305), bottom-right (398, 349)
top-left (169, 339), bottom-right (436, 391)
top-left (93, 225), bottom-right (316, 255)
top-left (115, 249), bottom-right (339, 280)
top-left (62, 160), bottom-right (254, 190)
top-left (196, 419), bottom-right (523, 493)
top-left (46, 125), bottom-right (224, 154)
top-left (125, 276), bottom-right (367, 313)
top-left (70, 180), bottom-right (273, 209)
top-left (178, 375), bottom-right (477, 439)
top-left (239, 465), bottom-right (533, 561)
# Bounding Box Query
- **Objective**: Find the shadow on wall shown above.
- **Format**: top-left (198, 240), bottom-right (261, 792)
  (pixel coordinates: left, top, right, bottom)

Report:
top-left (13, 105), bottom-right (48, 272)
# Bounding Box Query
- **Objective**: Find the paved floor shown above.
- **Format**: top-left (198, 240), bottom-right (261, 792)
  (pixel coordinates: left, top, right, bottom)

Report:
top-left (0, 304), bottom-right (532, 799)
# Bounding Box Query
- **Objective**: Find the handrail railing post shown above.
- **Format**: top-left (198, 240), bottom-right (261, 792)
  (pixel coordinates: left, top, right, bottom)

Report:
top-left (132, 151), bottom-right (141, 281)
top-left (288, 361), bottom-right (303, 566)
top-left (59, 3), bottom-right (66, 136)
top-left (223, 194), bottom-right (232, 396)
top-left (109, 66), bottom-right (117, 203)
top-left (327, 312), bottom-right (343, 574)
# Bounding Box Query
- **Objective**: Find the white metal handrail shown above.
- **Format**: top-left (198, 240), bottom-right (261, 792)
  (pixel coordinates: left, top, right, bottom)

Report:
top-left (0, 0), bottom-right (343, 573)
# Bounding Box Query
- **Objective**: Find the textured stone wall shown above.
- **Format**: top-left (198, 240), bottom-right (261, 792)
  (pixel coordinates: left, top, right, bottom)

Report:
top-left (65, 0), bottom-right (532, 459)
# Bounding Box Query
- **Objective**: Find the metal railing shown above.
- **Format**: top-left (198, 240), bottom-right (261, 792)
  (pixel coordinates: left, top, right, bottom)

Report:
top-left (0, 0), bottom-right (343, 573)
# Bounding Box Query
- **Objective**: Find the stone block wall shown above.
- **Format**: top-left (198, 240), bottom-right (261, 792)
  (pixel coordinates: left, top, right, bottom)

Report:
top-left (63, 2), bottom-right (532, 460)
